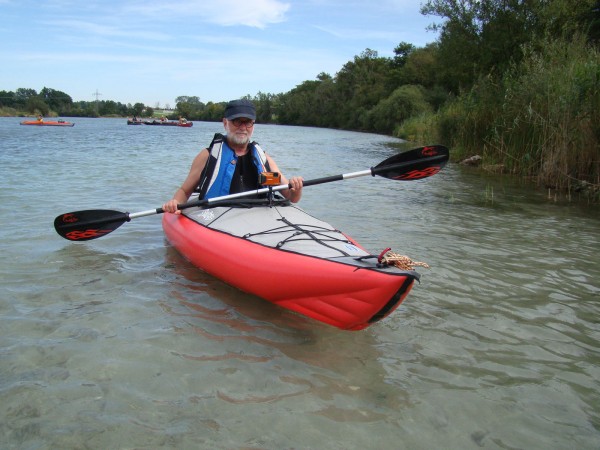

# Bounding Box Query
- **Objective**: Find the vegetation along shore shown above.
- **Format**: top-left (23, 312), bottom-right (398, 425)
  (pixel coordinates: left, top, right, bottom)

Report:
top-left (2, 1), bottom-right (598, 201)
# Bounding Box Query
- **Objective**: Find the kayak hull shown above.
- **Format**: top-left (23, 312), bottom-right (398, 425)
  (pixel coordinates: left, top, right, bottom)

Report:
top-left (162, 203), bottom-right (418, 330)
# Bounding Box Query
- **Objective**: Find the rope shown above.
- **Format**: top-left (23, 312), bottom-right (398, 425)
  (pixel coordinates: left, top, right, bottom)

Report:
top-left (377, 248), bottom-right (430, 271)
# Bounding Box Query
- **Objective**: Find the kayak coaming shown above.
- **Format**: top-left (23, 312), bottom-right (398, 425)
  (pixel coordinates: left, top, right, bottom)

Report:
top-left (162, 202), bottom-right (418, 330)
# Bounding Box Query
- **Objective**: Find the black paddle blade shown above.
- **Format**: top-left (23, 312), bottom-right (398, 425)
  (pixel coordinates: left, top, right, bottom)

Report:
top-left (373, 145), bottom-right (449, 180)
top-left (54, 209), bottom-right (130, 241)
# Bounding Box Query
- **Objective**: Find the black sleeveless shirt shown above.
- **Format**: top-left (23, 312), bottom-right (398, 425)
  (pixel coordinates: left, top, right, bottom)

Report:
top-left (229, 153), bottom-right (260, 194)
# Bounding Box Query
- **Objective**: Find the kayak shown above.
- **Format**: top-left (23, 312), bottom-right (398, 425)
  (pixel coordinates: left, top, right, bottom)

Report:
top-left (20, 120), bottom-right (74, 127)
top-left (162, 198), bottom-right (421, 330)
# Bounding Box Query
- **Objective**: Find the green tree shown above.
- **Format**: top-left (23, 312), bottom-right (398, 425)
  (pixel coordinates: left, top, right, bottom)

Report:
top-left (333, 49), bottom-right (392, 129)
top-left (397, 43), bottom-right (439, 88)
top-left (392, 42), bottom-right (416, 68)
top-left (175, 96), bottom-right (204, 119)
top-left (26, 96), bottom-right (49, 115)
top-left (420, 0), bottom-right (599, 93)
top-left (202, 101), bottom-right (225, 121)
top-left (131, 102), bottom-right (145, 117)
top-left (254, 91), bottom-right (277, 123)
top-left (39, 87), bottom-right (73, 113)
top-left (0, 90), bottom-right (16, 108)
top-left (14, 88), bottom-right (37, 109)
top-left (367, 85), bottom-right (432, 134)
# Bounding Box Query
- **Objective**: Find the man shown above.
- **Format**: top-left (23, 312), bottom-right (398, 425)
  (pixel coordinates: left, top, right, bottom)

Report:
top-left (162, 99), bottom-right (303, 213)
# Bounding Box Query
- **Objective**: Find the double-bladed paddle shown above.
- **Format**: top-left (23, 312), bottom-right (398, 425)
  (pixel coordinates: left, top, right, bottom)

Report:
top-left (54, 145), bottom-right (449, 241)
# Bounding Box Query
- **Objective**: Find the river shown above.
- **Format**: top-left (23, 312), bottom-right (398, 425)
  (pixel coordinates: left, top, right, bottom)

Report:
top-left (1, 117), bottom-right (599, 449)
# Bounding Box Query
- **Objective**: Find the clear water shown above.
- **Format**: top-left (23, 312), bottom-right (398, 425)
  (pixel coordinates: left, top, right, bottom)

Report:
top-left (1, 117), bottom-right (599, 449)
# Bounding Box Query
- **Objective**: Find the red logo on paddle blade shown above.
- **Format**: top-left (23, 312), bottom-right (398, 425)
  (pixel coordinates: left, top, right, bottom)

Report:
top-left (421, 146), bottom-right (439, 157)
top-left (394, 166), bottom-right (441, 180)
top-left (61, 213), bottom-right (79, 223)
top-left (65, 229), bottom-right (112, 240)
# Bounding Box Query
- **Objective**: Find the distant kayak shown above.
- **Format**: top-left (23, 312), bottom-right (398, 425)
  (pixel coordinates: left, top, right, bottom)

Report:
top-left (20, 120), bottom-right (74, 127)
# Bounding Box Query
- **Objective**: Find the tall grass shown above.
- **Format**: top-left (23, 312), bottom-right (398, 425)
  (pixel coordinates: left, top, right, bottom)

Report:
top-left (492, 36), bottom-right (600, 190)
top-left (0, 107), bottom-right (19, 117)
top-left (413, 35), bottom-right (599, 195)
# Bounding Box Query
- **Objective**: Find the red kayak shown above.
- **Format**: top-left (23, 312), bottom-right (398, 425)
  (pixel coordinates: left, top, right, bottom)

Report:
top-left (162, 199), bottom-right (419, 330)
top-left (20, 120), bottom-right (74, 127)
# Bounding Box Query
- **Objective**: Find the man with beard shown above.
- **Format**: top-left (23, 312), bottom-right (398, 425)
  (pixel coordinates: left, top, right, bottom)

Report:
top-left (162, 99), bottom-right (303, 214)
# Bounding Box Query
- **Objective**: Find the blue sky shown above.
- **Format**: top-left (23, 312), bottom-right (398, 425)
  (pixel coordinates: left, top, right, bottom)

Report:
top-left (1, 0), bottom-right (440, 107)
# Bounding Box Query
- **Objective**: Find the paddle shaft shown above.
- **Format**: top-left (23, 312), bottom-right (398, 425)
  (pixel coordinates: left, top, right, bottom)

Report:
top-left (54, 145), bottom-right (449, 240)
top-left (128, 153), bottom-right (446, 220)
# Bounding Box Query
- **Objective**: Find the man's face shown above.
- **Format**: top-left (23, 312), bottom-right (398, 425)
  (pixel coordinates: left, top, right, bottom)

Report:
top-left (223, 118), bottom-right (254, 145)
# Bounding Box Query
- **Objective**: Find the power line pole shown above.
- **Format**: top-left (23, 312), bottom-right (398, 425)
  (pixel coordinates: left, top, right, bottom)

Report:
top-left (92, 89), bottom-right (102, 115)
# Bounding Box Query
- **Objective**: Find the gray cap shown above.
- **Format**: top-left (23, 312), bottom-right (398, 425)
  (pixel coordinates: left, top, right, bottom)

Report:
top-left (224, 99), bottom-right (256, 120)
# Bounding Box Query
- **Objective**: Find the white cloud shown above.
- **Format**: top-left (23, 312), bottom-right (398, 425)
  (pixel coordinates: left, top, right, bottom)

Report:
top-left (123, 0), bottom-right (290, 29)
top-left (40, 19), bottom-right (171, 41)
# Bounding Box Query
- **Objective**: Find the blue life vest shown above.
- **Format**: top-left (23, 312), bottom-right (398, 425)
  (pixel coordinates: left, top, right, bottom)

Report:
top-left (197, 133), bottom-right (271, 199)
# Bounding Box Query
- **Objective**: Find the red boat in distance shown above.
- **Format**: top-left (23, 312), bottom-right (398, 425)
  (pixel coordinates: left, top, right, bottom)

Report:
top-left (20, 119), bottom-right (74, 127)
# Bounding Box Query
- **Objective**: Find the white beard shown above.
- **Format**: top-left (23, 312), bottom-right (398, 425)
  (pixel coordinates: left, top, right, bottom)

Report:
top-left (229, 133), bottom-right (250, 146)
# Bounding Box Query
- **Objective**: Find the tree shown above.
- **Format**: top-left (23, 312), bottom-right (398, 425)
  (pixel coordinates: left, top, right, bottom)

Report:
top-left (131, 102), bottom-right (145, 117)
top-left (175, 96), bottom-right (204, 119)
top-left (392, 42), bottom-right (416, 68)
top-left (333, 49), bottom-right (392, 129)
top-left (420, 0), bottom-right (600, 93)
top-left (276, 74), bottom-right (338, 127)
top-left (26, 96), bottom-right (49, 115)
top-left (367, 85), bottom-right (432, 134)
top-left (420, 0), bottom-right (540, 92)
top-left (0, 90), bottom-right (16, 108)
top-left (254, 91), bottom-right (277, 123)
top-left (39, 87), bottom-right (73, 113)
top-left (14, 88), bottom-right (37, 109)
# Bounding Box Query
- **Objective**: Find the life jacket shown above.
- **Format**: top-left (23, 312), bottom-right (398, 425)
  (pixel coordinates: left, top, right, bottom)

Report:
top-left (197, 133), bottom-right (271, 199)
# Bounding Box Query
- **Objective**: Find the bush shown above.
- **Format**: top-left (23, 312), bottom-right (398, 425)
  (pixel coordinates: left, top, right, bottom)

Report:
top-left (428, 34), bottom-right (599, 190)
top-left (395, 111), bottom-right (440, 145)
top-left (367, 85), bottom-right (431, 134)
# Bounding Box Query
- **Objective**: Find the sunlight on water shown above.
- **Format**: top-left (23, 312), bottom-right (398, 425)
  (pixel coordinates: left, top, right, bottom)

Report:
top-left (1, 117), bottom-right (599, 448)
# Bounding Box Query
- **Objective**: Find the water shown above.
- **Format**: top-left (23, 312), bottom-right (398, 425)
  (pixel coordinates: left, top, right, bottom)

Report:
top-left (1, 117), bottom-right (599, 449)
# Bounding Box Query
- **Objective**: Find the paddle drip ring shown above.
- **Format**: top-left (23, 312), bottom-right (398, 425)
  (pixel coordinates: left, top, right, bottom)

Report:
top-left (377, 248), bottom-right (430, 270)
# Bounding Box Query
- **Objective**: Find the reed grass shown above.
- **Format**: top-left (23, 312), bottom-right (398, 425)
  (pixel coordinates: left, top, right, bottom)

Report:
top-left (0, 107), bottom-right (18, 117)
top-left (406, 35), bottom-right (599, 199)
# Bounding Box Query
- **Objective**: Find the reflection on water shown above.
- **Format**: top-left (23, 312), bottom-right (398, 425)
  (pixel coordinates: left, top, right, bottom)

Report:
top-left (0, 117), bottom-right (599, 448)
top-left (161, 246), bottom-right (408, 419)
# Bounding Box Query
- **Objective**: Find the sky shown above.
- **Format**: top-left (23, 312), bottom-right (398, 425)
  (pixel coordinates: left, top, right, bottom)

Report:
top-left (1, 0), bottom-right (441, 108)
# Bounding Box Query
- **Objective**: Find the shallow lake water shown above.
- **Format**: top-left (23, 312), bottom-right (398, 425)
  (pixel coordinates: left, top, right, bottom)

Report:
top-left (1, 117), bottom-right (599, 449)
